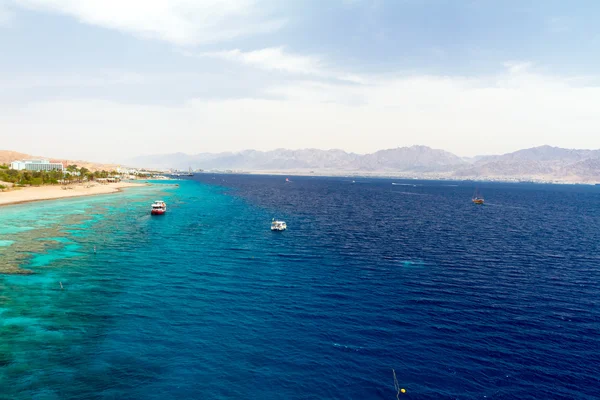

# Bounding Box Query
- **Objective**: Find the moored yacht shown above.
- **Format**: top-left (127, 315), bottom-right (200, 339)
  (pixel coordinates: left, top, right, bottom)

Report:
top-left (472, 189), bottom-right (484, 205)
top-left (271, 219), bottom-right (287, 231)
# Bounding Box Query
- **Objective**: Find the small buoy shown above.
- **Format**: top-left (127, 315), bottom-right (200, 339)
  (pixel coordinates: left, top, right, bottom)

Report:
top-left (401, 388), bottom-right (406, 394)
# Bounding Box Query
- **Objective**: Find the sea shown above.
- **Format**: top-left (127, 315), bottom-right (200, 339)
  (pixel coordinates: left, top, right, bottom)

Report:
top-left (1, 176), bottom-right (599, 399)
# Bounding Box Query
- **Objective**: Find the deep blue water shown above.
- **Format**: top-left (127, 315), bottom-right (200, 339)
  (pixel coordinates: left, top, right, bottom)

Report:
top-left (1, 177), bottom-right (600, 399)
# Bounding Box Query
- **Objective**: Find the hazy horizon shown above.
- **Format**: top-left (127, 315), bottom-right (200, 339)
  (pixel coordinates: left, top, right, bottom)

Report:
top-left (2, 1), bottom-right (600, 162)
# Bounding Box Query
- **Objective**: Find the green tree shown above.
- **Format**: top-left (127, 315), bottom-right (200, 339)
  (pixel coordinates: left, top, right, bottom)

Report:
top-left (20, 171), bottom-right (32, 184)
top-left (3, 169), bottom-right (18, 183)
top-left (49, 170), bottom-right (62, 184)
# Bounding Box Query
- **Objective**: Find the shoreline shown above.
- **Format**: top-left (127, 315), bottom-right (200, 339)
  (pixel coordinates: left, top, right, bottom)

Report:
top-left (199, 170), bottom-right (598, 185)
top-left (0, 181), bottom-right (147, 208)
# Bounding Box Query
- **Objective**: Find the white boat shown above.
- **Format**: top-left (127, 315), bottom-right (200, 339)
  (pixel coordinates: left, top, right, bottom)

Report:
top-left (151, 200), bottom-right (167, 215)
top-left (171, 167), bottom-right (194, 177)
top-left (271, 219), bottom-right (287, 231)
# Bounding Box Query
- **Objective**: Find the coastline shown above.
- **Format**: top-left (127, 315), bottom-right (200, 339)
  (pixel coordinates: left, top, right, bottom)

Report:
top-left (201, 169), bottom-right (599, 185)
top-left (0, 181), bottom-right (147, 207)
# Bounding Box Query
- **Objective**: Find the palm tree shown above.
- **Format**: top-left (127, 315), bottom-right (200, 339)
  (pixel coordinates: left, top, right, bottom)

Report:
top-left (79, 167), bottom-right (90, 183)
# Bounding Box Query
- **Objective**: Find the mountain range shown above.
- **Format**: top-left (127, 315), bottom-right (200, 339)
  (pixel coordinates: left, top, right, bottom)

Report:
top-left (4, 146), bottom-right (600, 183)
top-left (129, 145), bottom-right (600, 183)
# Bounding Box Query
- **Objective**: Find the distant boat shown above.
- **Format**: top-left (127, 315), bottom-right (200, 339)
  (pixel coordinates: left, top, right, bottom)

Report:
top-left (392, 183), bottom-right (417, 187)
top-left (472, 189), bottom-right (484, 205)
top-left (271, 218), bottom-right (287, 231)
top-left (172, 168), bottom-right (194, 177)
top-left (151, 200), bottom-right (167, 215)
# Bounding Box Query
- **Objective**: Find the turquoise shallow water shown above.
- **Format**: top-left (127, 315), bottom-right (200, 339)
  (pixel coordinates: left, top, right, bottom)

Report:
top-left (0, 184), bottom-right (174, 397)
top-left (1, 178), bottom-right (600, 399)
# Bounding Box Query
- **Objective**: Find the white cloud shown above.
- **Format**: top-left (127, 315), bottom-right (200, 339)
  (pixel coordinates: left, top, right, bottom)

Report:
top-left (3, 63), bottom-right (600, 160)
top-left (0, 2), bottom-right (15, 26)
top-left (191, 46), bottom-right (368, 85)
top-left (9, 0), bottom-right (285, 44)
top-left (197, 47), bottom-right (323, 75)
top-left (503, 61), bottom-right (533, 74)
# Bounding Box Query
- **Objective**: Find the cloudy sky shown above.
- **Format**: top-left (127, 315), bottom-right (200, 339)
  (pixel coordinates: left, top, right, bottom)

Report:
top-left (1, 0), bottom-right (600, 161)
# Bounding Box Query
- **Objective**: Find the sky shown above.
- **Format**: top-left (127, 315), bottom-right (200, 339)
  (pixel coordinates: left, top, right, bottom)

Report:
top-left (1, 0), bottom-right (600, 162)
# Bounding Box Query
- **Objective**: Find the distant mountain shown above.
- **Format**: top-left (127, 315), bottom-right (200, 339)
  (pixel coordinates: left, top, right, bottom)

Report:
top-left (129, 146), bottom-right (467, 173)
top-left (471, 145), bottom-right (600, 164)
top-left (461, 156), bottom-right (488, 164)
top-left (7, 145), bottom-right (600, 183)
top-left (0, 150), bottom-right (34, 165)
top-left (130, 145), bottom-right (600, 183)
top-left (454, 146), bottom-right (600, 182)
top-left (357, 146), bottom-right (466, 172)
top-left (561, 158), bottom-right (600, 181)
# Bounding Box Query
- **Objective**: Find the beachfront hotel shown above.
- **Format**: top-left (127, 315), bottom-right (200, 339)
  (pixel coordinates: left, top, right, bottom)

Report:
top-left (10, 159), bottom-right (65, 172)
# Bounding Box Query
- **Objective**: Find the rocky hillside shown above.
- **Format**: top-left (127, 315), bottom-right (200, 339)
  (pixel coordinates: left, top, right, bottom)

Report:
top-left (454, 146), bottom-right (600, 182)
top-left (0, 150), bottom-right (34, 165)
top-left (0, 150), bottom-right (120, 172)
top-left (130, 146), bottom-right (467, 173)
top-left (357, 146), bottom-right (466, 172)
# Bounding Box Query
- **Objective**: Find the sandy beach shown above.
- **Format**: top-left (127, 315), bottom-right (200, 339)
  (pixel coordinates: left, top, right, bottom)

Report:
top-left (0, 181), bottom-right (146, 207)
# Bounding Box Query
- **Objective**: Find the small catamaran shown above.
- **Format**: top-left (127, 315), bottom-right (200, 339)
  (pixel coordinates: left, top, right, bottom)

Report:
top-left (472, 189), bottom-right (484, 205)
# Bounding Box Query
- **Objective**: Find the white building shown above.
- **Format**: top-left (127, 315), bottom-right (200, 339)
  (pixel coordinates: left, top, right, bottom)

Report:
top-left (117, 167), bottom-right (139, 175)
top-left (10, 159), bottom-right (64, 172)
